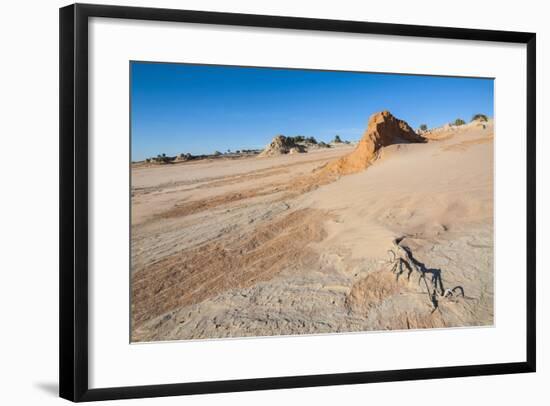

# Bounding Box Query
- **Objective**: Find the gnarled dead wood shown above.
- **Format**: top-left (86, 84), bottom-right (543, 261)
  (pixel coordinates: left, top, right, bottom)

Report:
top-left (386, 238), bottom-right (465, 311)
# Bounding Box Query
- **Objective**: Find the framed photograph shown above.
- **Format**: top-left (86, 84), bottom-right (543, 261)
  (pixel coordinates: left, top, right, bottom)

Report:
top-left (59, 3), bottom-right (536, 402)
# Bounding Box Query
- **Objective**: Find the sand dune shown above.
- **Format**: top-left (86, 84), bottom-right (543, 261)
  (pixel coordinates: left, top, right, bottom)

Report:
top-left (131, 114), bottom-right (494, 342)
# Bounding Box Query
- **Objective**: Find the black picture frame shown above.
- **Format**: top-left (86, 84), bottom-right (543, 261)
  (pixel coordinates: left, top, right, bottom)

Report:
top-left (59, 3), bottom-right (536, 402)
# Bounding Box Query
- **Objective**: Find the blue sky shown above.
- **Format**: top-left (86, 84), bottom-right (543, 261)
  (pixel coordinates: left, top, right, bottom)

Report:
top-left (131, 62), bottom-right (493, 160)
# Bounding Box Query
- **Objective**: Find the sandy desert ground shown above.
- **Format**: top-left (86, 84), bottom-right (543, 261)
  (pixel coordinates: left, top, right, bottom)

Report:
top-left (131, 113), bottom-right (494, 342)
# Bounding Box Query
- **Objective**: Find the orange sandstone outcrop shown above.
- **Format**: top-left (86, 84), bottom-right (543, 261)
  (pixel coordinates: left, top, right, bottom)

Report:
top-left (323, 111), bottom-right (426, 175)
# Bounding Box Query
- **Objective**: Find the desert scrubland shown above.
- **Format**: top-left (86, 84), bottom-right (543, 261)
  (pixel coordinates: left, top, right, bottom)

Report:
top-left (131, 111), bottom-right (494, 342)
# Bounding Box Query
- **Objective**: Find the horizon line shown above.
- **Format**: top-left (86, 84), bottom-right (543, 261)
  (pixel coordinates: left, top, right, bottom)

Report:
top-left (132, 113), bottom-right (493, 160)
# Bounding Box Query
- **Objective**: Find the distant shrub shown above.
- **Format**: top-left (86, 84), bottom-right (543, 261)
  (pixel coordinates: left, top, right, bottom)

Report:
top-left (332, 135), bottom-right (342, 143)
top-left (419, 124), bottom-right (428, 131)
top-left (471, 113), bottom-right (488, 122)
top-left (318, 141), bottom-right (331, 148)
top-left (306, 136), bottom-right (317, 144)
top-left (150, 153), bottom-right (174, 164)
top-left (213, 150), bottom-right (222, 156)
top-left (454, 118), bottom-right (466, 126)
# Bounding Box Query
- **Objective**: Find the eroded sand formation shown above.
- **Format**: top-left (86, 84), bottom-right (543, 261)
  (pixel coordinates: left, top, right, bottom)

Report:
top-left (323, 110), bottom-right (426, 175)
top-left (131, 111), bottom-right (494, 342)
top-left (258, 135), bottom-right (307, 157)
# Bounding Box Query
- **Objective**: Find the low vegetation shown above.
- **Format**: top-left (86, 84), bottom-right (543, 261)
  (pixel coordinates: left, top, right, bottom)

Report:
top-left (453, 118), bottom-right (466, 126)
top-left (305, 136), bottom-right (317, 144)
top-left (471, 113), bottom-right (488, 122)
top-left (148, 153), bottom-right (173, 164)
top-left (286, 135), bottom-right (319, 144)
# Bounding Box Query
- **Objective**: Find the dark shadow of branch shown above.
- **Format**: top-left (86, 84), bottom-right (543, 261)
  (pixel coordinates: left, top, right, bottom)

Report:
top-left (387, 238), bottom-right (465, 311)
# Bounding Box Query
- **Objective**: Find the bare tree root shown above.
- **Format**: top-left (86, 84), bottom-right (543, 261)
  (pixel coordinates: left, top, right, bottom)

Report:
top-left (385, 238), bottom-right (465, 311)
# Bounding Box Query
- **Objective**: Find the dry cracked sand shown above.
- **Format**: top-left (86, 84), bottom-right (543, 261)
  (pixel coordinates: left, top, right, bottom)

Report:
top-left (131, 112), bottom-right (494, 342)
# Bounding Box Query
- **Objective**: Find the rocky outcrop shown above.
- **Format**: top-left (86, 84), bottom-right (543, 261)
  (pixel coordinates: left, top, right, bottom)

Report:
top-left (323, 111), bottom-right (425, 175)
top-left (259, 135), bottom-right (307, 157)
